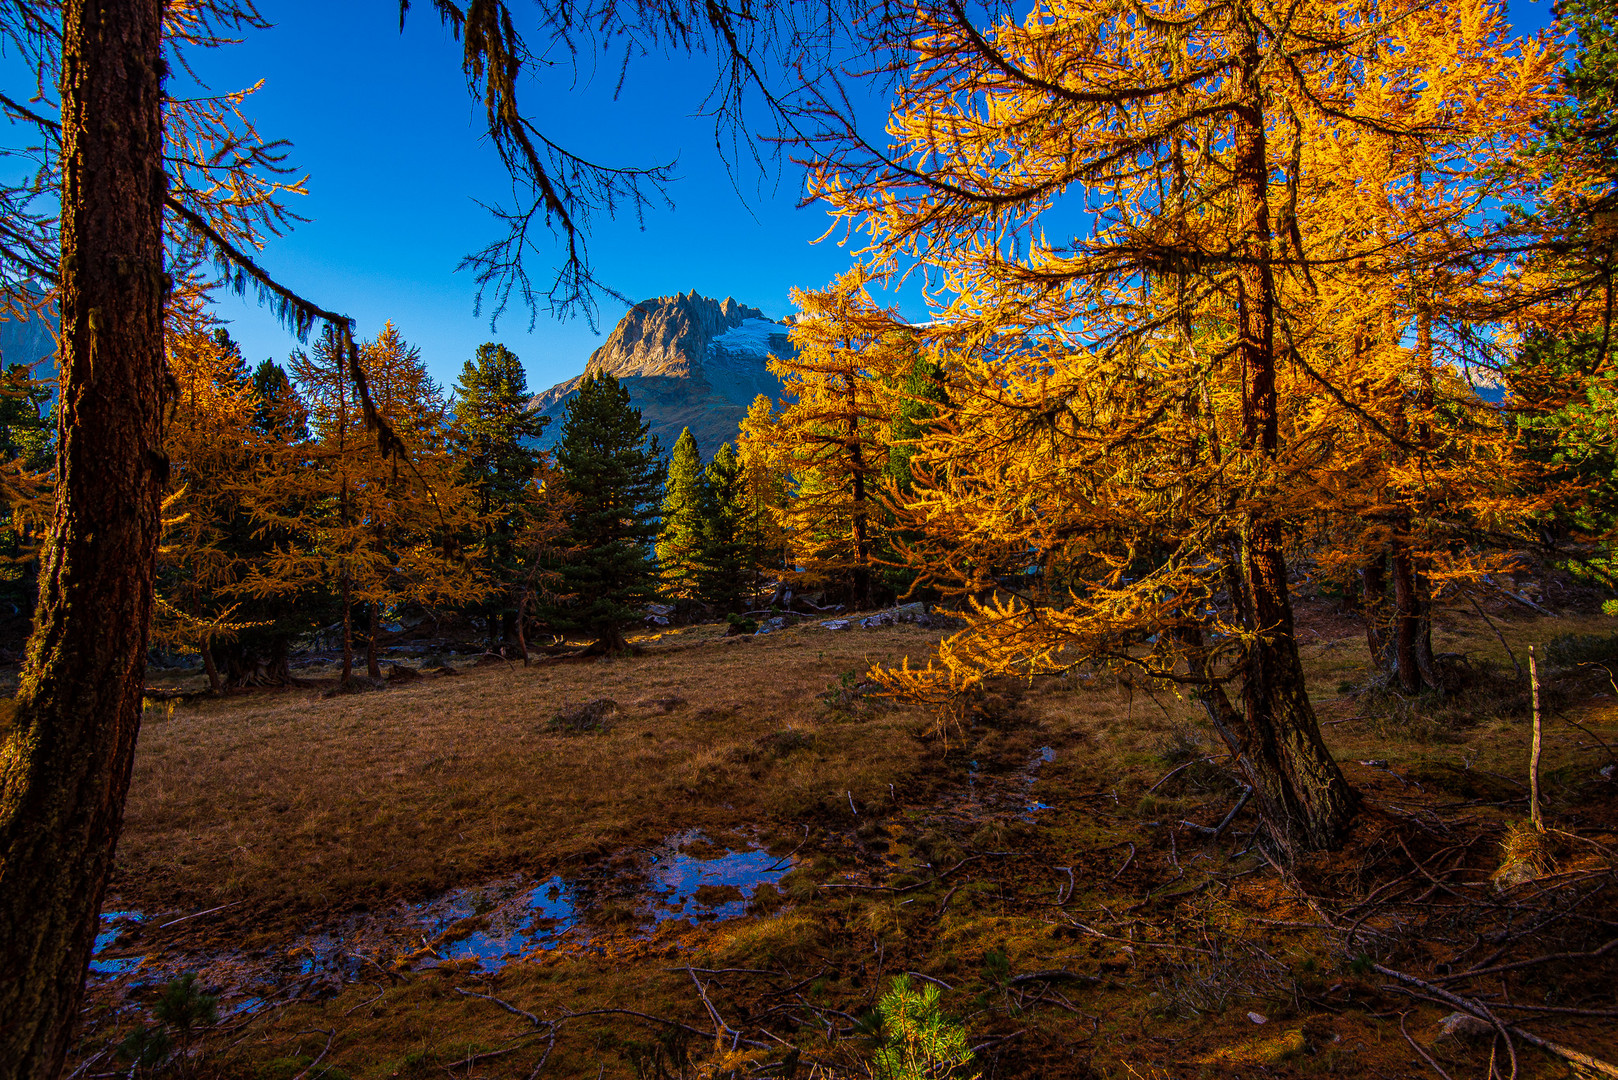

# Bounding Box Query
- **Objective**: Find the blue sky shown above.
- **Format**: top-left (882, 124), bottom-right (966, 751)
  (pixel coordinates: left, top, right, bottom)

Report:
top-left (199, 0), bottom-right (1560, 397)
top-left (196, 1), bottom-right (869, 395)
top-left (5, 0), bottom-right (1562, 395)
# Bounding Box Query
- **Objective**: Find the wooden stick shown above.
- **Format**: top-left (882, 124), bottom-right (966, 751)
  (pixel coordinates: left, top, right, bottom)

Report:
top-left (1529, 645), bottom-right (1544, 833)
top-left (1375, 965), bottom-right (1618, 1079)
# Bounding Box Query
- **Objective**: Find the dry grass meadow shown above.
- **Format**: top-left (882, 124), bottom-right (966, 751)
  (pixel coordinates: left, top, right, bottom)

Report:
top-left (72, 594), bottom-right (1618, 1079)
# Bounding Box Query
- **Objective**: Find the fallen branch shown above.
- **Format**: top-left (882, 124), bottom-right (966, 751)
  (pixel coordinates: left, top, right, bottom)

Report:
top-left (1435, 936), bottom-right (1618, 984)
top-left (689, 966), bottom-right (737, 1045)
top-left (158, 900), bottom-right (243, 929)
top-left (905, 971), bottom-right (955, 991)
top-left (1147, 755), bottom-right (1222, 793)
top-left (1374, 964), bottom-right (1618, 1079)
top-left (1110, 843), bottom-right (1136, 881)
top-left (289, 1029), bottom-right (335, 1080)
top-left (456, 987), bottom-right (542, 1027)
top-left (1180, 786), bottom-right (1252, 837)
top-left (1056, 866), bottom-right (1075, 905)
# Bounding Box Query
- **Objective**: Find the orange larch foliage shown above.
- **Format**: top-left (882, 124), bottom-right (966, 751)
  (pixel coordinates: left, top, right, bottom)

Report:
top-left (806, 0), bottom-right (1561, 854)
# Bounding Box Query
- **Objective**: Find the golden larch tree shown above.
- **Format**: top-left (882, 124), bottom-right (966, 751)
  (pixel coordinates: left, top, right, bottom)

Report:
top-left (809, 0), bottom-right (1559, 855)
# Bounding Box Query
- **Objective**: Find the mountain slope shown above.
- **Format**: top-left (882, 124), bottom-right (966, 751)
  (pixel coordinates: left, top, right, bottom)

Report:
top-left (529, 291), bottom-right (792, 457)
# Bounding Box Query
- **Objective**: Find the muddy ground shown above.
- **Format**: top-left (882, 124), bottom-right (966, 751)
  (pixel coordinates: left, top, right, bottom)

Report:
top-left (67, 593), bottom-right (1618, 1079)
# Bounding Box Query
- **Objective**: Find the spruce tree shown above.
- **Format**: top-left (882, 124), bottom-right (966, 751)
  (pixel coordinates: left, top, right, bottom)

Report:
top-left (691, 442), bottom-right (763, 614)
top-left (251, 359), bottom-right (309, 442)
top-left (541, 372), bottom-right (662, 652)
top-left (656, 426), bottom-right (704, 600)
top-left (451, 343), bottom-right (548, 650)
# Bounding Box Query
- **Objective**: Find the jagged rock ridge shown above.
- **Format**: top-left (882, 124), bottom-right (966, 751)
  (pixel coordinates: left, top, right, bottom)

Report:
top-left (528, 290), bottom-right (793, 458)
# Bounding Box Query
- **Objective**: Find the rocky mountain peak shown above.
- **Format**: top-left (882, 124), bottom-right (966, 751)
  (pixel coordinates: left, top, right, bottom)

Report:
top-left (581, 292), bottom-right (768, 381)
top-left (528, 291), bottom-right (794, 458)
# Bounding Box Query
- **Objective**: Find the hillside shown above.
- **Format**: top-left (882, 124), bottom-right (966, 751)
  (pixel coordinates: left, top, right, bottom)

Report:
top-left (0, 288), bottom-right (57, 380)
top-left (528, 290), bottom-right (793, 457)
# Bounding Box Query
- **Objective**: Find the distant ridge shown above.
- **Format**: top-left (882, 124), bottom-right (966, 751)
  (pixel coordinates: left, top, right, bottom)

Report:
top-left (528, 290), bottom-right (794, 457)
top-left (0, 286), bottom-right (57, 383)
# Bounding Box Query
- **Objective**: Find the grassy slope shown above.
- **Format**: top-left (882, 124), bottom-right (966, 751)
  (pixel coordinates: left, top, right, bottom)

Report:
top-left (82, 599), bottom-right (1618, 1079)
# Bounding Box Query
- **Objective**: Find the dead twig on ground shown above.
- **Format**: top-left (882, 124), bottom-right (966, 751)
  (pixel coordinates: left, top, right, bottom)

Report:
top-left (1180, 786), bottom-right (1252, 837)
top-left (1436, 936), bottom-right (1618, 983)
top-left (1400, 1011), bottom-right (1459, 1080)
top-left (1375, 964), bottom-right (1618, 1078)
top-left (1111, 843), bottom-right (1136, 881)
top-left (455, 987), bottom-right (542, 1027)
top-left (289, 1029), bottom-right (335, 1080)
top-left (1147, 755), bottom-right (1223, 793)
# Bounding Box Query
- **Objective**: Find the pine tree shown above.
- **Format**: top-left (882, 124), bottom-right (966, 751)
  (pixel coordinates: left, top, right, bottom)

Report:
top-left (657, 427), bottom-right (705, 600)
top-left (451, 342), bottom-right (548, 651)
top-left (539, 372), bottom-right (662, 653)
top-left (251, 358), bottom-right (309, 442)
top-left (691, 443), bottom-right (764, 614)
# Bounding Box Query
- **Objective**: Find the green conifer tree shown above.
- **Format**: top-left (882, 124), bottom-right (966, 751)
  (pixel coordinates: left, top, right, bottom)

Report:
top-left (691, 442), bottom-right (763, 614)
top-left (251, 359), bottom-right (309, 442)
top-left (657, 426), bottom-right (704, 600)
top-left (540, 372), bottom-right (663, 652)
top-left (451, 342), bottom-right (549, 650)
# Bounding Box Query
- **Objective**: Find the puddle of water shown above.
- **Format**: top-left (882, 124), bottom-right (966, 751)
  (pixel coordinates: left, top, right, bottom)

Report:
top-left (1021, 747), bottom-right (1057, 818)
top-left (422, 832), bottom-right (794, 968)
top-left (434, 876), bottom-right (581, 965)
top-left (644, 840), bottom-right (790, 924)
top-left (84, 832), bottom-right (799, 993)
top-left (90, 911), bottom-right (146, 977)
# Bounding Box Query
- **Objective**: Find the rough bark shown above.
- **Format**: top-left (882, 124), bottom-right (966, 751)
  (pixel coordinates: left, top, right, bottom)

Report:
top-left (1219, 12), bottom-right (1356, 857)
top-left (0, 1), bottom-right (167, 1074)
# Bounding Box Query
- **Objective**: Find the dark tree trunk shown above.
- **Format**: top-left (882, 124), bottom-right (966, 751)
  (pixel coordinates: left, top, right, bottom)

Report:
top-left (1390, 542), bottom-right (1423, 693)
top-left (1389, 540), bottom-right (1438, 694)
top-left (340, 572), bottom-right (354, 683)
top-left (366, 601), bottom-right (382, 680)
top-left (1361, 553), bottom-right (1392, 670)
top-left (0, 1), bottom-right (166, 1074)
top-left (500, 610), bottom-right (520, 655)
top-left (201, 644), bottom-right (222, 694)
top-left (1216, 17), bottom-right (1356, 858)
top-left (219, 637), bottom-right (292, 687)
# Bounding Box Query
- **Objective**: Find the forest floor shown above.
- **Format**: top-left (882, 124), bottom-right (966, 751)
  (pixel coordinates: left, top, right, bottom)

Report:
top-left (67, 588), bottom-right (1618, 1079)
